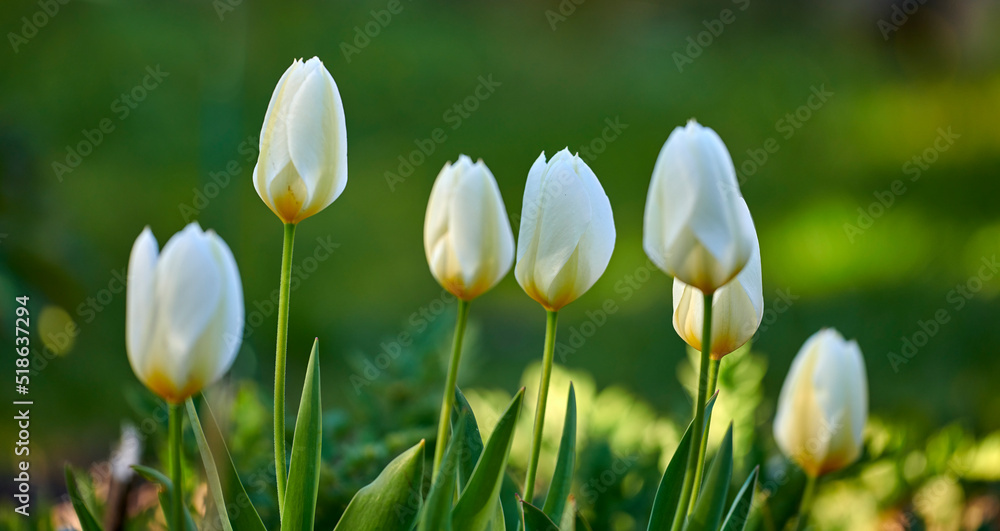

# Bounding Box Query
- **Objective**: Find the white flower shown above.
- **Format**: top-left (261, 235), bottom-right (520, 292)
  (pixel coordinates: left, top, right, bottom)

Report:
top-left (126, 223), bottom-right (244, 403)
top-left (643, 120), bottom-right (756, 293)
top-left (773, 328), bottom-right (869, 477)
top-left (515, 149), bottom-right (615, 311)
top-left (672, 198), bottom-right (763, 358)
top-left (253, 57), bottom-right (348, 224)
top-left (424, 155), bottom-right (515, 300)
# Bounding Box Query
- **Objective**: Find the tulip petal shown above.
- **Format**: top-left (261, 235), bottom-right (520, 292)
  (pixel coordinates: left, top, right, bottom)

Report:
top-left (200, 231), bottom-right (245, 384)
top-left (154, 223), bottom-right (222, 385)
top-left (126, 227), bottom-right (159, 373)
top-left (255, 59), bottom-right (302, 202)
top-left (530, 154), bottom-right (591, 292)
top-left (569, 153), bottom-right (615, 297)
top-left (287, 59), bottom-right (336, 209)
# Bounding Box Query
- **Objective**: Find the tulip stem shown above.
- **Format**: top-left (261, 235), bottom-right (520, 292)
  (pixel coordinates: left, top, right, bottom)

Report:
top-left (671, 292), bottom-right (714, 530)
top-left (690, 356), bottom-right (720, 504)
top-left (432, 299), bottom-right (471, 480)
top-left (524, 309), bottom-right (559, 504)
top-left (273, 221), bottom-right (296, 515)
top-left (168, 402), bottom-right (184, 531)
top-left (795, 475), bottom-right (818, 531)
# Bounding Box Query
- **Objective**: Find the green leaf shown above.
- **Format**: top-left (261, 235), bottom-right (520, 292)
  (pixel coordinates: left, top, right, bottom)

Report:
top-left (558, 495), bottom-right (577, 531)
top-left (543, 383), bottom-right (576, 522)
top-left (185, 398), bottom-right (267, 531)
top-left (451, 388), bottom-right (525, 531)
top-left (65, 466), bottom-right (103, 531)
top-left (335, 439), bottom-right (425, 531)
top-left (280, 338), bottom-right (323, 530)
top-left (452, 387), bottom-right (484, 493)
top-left (721, 466), bottom-right (759, 531)
top-left (647, 393), bottom-right (719, 531)
top-left (132, 465), bottom-right (197, 531)
top-left (519, 497), bottom-right (560, 531)
top-left (686, 423), bottom-right (734, 531)
top-left (419, 418), bottom-right (466, 531)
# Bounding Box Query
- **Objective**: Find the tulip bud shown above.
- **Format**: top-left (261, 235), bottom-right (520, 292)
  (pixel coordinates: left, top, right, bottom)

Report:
top-left (126, 223), bottom-right (245, 403)
top-left (773, 328), bottom-right (868, 477)
top-left (253, 57), bottom-right (348, 224)
top-left (643, 120), bottom-right (756, 293)
top-left (672, 198), bottom-right (762, 358)
top-left (424, 155), bottom-right (515, 301)
top-left (515, 149), bottom-right (615, 311)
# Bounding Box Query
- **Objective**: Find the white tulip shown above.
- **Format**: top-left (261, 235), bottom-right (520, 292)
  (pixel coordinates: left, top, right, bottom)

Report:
top-left (773, 328), bottom-right (868, 477)
top-left (672, 199), bottom-right (763, 358)
top-left (253, 57), bottom-right (348, 224)
top-left (126, 223), bottom-right (245, 403)
top-left (643, 120), bottom-right (756, 293)
top-left (424, 155), bottom-right (515, 301)
top-left (515, 149), bottom-right (615, 311)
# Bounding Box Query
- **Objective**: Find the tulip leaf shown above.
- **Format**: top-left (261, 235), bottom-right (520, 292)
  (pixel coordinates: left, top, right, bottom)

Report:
top-left (185, 397), bottom-right (266, 531)
top-left (64, 466), bottom-right (104, 531)
top-left (418, 418), bottom-right (466, 531)
top-left (647, 392), bottom-right (718, 531)
top-left (543, 383), bottom-right (576, 522)
top-left (685, 423), bottom-right (734, 531)
top-left (721, 466), bottom-right (759, 531)
top-left (132, 464), bottom-right (198, 531)
top-left (451, 386), bottom-right (485, 493)
top-left (558, 495), bottom-right (577, 531)
top-left (520, 497), bottom-right (560, 531)
top-left (280, 339), bottom-right (322, 530)
top-left (451, 388), bottom-right (525, 531)
top-left (335, 439), bottom-right (425, 531)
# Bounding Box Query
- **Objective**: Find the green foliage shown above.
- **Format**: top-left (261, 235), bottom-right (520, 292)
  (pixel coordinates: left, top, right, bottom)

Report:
top-left (280, 339), bottom-right (323, 530)
top-left (335, 439), bottom-right (425, 531)
top-left (452, 388), bottom-right (525, 531)
top-left (132, 465), bottom-right (197, 531)
top-left (185, 398), bottom-right (267, 531)
top-left (64, 466), bottom-right (103, 531)
top-left (648, 394), bottom-right (719, 531)
top-left (686, 424), bottom-right (734, 531)
top-left (542, 384), bottom-right (577, 522)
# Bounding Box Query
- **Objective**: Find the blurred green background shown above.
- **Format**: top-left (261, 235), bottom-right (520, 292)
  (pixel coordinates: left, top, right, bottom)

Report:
top-left (2, 0), bottom-right (1000, 528)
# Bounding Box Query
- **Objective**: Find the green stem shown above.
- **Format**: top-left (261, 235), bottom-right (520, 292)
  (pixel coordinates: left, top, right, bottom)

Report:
top-left (523, 310), bottom-right (558, 503)
top-left (690, 356), bottom-right (720, 503)
top-left (273, 221), bottom-right (296, 515)
top-left (671, 292), bottom-right (714, 530)
top-left (432, 299), bottom-right (471, 480)
top-left (795, 475), bottom-right (818, 531)
top-left (169, 403), bottom-right (184, 531)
